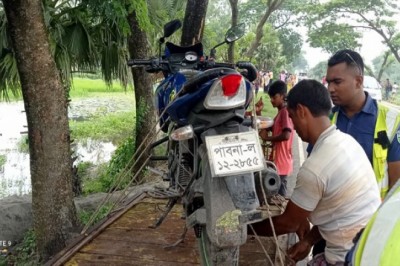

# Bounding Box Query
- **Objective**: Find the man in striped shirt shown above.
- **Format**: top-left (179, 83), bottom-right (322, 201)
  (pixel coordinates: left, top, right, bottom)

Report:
top-left (251, 80), bottom-right (380, 265)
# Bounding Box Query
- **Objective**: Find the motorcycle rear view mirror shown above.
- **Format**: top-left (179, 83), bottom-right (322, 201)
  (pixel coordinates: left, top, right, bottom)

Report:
top-left (225, 23), bottom-right (245, 43)
top-left (210, 23), bottom-right (246, 58)
top-left (163, 19), bottom-right (182, 38)
top-left (159, 19), bottom-right (181, 57)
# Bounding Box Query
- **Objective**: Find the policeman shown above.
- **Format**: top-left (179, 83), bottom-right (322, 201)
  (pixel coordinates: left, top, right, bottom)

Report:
top-left (326, 49), bottom-right (400, 199)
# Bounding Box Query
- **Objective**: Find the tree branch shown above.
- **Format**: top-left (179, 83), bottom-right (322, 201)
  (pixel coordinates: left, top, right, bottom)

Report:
top-left (319, 7), bottom-right (400, 63)
top-left (245, 0), bottom-right (284, 58)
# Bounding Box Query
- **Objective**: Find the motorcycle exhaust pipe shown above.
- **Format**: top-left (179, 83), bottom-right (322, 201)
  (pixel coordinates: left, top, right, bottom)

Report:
top-left (262, 167), bottom-right (281, 196)
top-left (255, 165), bottom-right (281, 200)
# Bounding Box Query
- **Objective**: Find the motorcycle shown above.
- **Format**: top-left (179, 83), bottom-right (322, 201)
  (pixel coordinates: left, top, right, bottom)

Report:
top-left (128, 19), bottom-right (280, 266)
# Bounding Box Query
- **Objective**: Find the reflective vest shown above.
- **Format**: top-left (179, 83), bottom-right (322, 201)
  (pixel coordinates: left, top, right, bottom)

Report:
top-left (331, 104), bottom-right (400, 198)
top-left (352, 181), bottom-right (400, 265)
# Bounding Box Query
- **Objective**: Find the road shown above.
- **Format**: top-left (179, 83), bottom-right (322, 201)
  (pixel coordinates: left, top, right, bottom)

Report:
top-left (381, 100), bottom-right (400, 111)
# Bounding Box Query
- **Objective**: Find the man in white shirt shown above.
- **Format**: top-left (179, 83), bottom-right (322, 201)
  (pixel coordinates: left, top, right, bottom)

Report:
top-left (393, 82), bottom-right (398, 95)
top-left (250, 80), bottom-right (380, 265)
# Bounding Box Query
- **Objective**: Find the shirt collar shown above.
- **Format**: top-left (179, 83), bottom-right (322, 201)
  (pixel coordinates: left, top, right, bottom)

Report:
top-left (332, 91), bottom-right (377, 116)
top-left (313, 125), bottom-right (336, 151)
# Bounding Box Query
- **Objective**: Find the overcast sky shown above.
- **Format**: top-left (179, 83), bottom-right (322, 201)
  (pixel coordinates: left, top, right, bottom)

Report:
top-left (304, 30), bottom-right (387, 69)
top-left (304, 16), bottom-right (400, 69)
top-left (301, 0), bottom-right (400, 68)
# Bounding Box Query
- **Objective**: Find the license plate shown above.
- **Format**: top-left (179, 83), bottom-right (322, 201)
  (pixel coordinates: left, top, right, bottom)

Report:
top-left (205, 130), bottom-right (266, 177)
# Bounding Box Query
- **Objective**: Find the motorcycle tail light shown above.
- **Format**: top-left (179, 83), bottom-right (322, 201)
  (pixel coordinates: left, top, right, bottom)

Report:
top-left (204, 74), bottom-right (246, 110)
top-left (170, 125), bottom-right (194, 141)
top-left (221, 74), bottom-right (242, 96)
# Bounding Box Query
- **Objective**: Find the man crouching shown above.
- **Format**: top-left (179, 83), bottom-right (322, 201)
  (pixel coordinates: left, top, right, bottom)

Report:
top-left (250, 80), bottom-right (381, 265)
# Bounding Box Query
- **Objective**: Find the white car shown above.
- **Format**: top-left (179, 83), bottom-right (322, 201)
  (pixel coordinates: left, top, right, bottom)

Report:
top-left (363, 75), bottom-right (382, 101)
top-left (298, 72), bottom-right (308, 81)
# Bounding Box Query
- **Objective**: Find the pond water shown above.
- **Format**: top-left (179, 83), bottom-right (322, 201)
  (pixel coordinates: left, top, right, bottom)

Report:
top-left (0, 98), bottom-right (133, 199)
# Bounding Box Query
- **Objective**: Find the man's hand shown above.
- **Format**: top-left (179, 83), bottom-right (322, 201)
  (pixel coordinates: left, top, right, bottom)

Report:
top-left (287, 239), bottom-right (312, 262)
top-left (259, 128), bottom-right (271, 141)
top-left (296, 219), bottom-right (310, 240)
top-left (289, 225), bottom-right (322, 262)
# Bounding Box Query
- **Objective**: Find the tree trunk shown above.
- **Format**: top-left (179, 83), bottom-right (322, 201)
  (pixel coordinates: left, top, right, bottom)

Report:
top-left (377, 51), bottom-right (392, 82)
top-left (127, 10), bottom-right (155, 180)
top-left (245, 0), bottom-right (284, 58)
top-left (228, 0), bottom-right (239, 63)
top-left (2, 0), bottom-right (78, 261)
top-left (181, 0), bottom-right (209, 46)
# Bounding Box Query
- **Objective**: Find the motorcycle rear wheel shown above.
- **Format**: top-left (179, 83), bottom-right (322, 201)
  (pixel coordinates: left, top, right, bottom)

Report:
top-left (198, 226), bottom-right (239, 266)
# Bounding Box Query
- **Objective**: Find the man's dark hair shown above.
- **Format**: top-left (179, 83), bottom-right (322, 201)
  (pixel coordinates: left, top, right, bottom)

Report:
top-left (327, 49), bottom-right (364, 75)
top-left (268, 80), bottom-right (287, 97)
top-left (287, 80), bottom-right (332, 117)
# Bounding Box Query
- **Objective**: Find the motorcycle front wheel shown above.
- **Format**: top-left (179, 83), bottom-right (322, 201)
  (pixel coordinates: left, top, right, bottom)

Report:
top-left (198, 225), bottom-right (240, 266)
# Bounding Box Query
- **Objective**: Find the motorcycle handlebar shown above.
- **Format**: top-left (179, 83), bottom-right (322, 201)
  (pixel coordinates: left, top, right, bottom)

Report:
top-left (127, 58), bottom-right (258, 81)
top-left (127, 58), bottom-right (169, 67)
top-left (211, 62), bottom-right (236, 69)
top-left (236, 61), bottom-right (258, 82)
top-left (127, 59), bottom-right (152, 66)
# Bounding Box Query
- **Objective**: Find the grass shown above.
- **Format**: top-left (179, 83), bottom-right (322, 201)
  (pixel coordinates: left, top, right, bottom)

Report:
top-left (68, 78), bottom-right (136, 144)
top-left (389, 93), bottom-right (400, 105)
top-left (0, 154), bottom-right (6, 168)
top-left (253, 92), bottom-right (277, 118)
top-left (0, 76), bottom-right (133, 102)
top-left (69, 77), bottom-right (133, 98)
top-left (70, 110), bottom-right (136, 144)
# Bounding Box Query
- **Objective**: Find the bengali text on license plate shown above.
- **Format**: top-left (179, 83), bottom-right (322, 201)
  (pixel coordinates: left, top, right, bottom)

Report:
top-left (205, 131), bottom-right (266, 177)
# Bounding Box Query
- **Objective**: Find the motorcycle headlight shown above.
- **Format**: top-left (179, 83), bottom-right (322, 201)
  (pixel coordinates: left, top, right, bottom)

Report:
top-left (170, 125), bottom-right (194, 141)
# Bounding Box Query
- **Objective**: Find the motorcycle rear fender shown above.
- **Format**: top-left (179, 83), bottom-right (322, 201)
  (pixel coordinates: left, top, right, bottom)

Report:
top-left (196, 124), bottom-right (260, 247)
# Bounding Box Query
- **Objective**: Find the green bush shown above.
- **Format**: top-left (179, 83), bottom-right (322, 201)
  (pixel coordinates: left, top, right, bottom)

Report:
top-left (5, 230), bottom-right (40, 266)
top-left (0, 256), bottom-right (7, 265)
top-left (77, 161), bottom-right (95, 177)
top-left (78, 203), bottom-right (113, 226)
top-left (0, 154), bottom-right (6, 168)
top-left (81, 137), bottom-right (137, 194)
top-left (100, 137), bottom-right (136, 191)
top-left (390, 93), bottom-right (400, 105)
top-left (17, 136), bottom-right (29, 153)
top-left (81, 163), bottom-right (108, 195)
